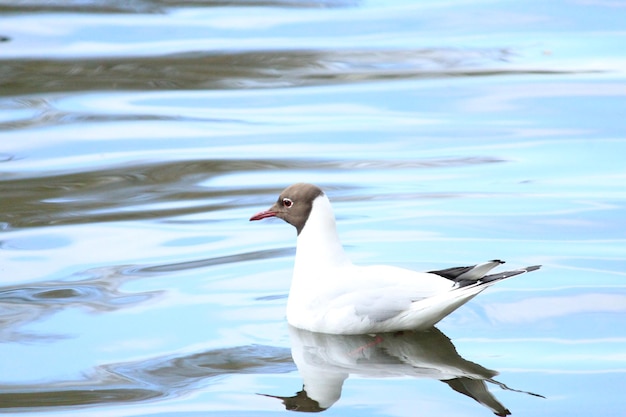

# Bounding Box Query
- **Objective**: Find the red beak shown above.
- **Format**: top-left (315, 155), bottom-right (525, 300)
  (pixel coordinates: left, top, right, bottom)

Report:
top-left (250, 210), bottom-right (277, 221)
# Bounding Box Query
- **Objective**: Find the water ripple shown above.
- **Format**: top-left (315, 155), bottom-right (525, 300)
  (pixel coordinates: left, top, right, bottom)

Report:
top-left (0, 0), bottom-right (356, 14)
top-left (0, 157), bottom-right (504, 228)
top-left (133, 247), bottom-right (294, 274)
top-left (0, 266), bottom-right (162, 343)
top-left (0, 344), bottom-right (294, 410)
top-left (0, 48), bottom-right (590, 97)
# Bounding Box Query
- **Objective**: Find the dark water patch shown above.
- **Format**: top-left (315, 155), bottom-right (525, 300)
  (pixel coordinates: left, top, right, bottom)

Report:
top-left (0, 388), bottom-right (162, 409)
top-left (255, 293), bottom-right (288, 301)
top-left (133, 247), bottom-right (294, 274)
top-left (0, 107), bottom-right (186, 132)
top-left (1, 287), bottom-right (84, 303)
top-left (0, 48), bottom-right (590, 97)
top-left (126, 344), bottom-right (294, 385)
top-left (0, 0), bottom-right (356, 14)
top-left (0, 157), bottom-right (505, 229)
top-left (0, 344), bottom-right (294, 410)
top-left (0, 284), bottom-right (155, 308)
top-left (1, 159), bottom-right (250, 228)
top-left (333, 156), bottom-right (506, 169)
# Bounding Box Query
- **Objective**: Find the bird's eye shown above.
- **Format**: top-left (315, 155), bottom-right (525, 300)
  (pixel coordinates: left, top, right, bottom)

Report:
top-left (282, 198), bottom-right (293, 208)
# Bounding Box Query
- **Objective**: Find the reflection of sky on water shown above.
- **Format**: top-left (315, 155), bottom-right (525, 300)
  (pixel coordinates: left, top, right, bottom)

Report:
top-left (4, 77), bottom-right (626, 185)
top-left (486, 292), bottom-right (626, 324)
top-left (2, 0), bottom-right (626, 58)
top-left (1, 0), bottom-right (625, 415)
top-left (1, 322), bottom-right (543, 417)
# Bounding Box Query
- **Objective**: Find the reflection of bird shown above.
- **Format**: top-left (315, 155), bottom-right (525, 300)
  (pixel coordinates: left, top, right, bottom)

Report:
top-left (250, 183), bottom-right (541, 334)
top-left (263, 326), bottom-right (541, 416)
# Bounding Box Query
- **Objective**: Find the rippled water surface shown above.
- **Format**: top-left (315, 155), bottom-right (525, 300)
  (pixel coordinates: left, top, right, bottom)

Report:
top-left (1, 1), bottom-right (625, 416)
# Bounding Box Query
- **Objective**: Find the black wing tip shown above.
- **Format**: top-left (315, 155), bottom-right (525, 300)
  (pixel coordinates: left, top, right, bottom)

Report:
top-left (430, 262), bottom-right (541, 284)
top-left (479, 264), bottom-right (542, 285)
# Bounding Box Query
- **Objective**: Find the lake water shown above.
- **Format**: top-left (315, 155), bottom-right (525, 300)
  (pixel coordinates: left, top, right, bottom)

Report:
top-left (1, 1), bottom-right (625, 416)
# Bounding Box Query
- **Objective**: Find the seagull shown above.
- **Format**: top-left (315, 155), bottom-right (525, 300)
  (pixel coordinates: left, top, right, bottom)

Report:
top-left (250, 183), bottom-right (540, 335)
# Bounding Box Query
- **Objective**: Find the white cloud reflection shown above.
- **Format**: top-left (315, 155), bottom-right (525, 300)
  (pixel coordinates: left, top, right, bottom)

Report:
top-left (485, 293), bottom-right (626, 323)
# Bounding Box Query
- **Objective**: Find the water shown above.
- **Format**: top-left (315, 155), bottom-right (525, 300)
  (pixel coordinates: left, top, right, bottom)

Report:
top-left (1, 1), bottom-right (625, 415)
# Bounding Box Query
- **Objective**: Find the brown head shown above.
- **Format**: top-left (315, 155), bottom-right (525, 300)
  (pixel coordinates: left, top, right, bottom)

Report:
top-left (249, 183), bottom-right (324, 235)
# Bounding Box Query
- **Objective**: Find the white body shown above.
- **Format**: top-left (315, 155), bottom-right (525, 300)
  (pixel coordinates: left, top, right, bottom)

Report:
top-left (286, 194), bottom-right (501, 334)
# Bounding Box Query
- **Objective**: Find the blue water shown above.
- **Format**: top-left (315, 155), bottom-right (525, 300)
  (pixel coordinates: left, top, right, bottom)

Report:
top-left (1, 1), bottom-right (625, 416)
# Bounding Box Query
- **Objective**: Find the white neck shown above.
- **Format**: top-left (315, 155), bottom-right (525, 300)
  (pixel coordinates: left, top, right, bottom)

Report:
top-left (293, 195), bottom-right (350, 275)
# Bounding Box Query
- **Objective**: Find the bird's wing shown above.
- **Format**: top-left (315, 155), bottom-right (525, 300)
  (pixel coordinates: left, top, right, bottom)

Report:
top-left (481, 265), bottom-right (541, 283)
top-left (351, 291), bottom-right (414, 323)
top-left (332, 265), bottom-right (455, 323)
top-left (429, 260), bottom-right (504, 284)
